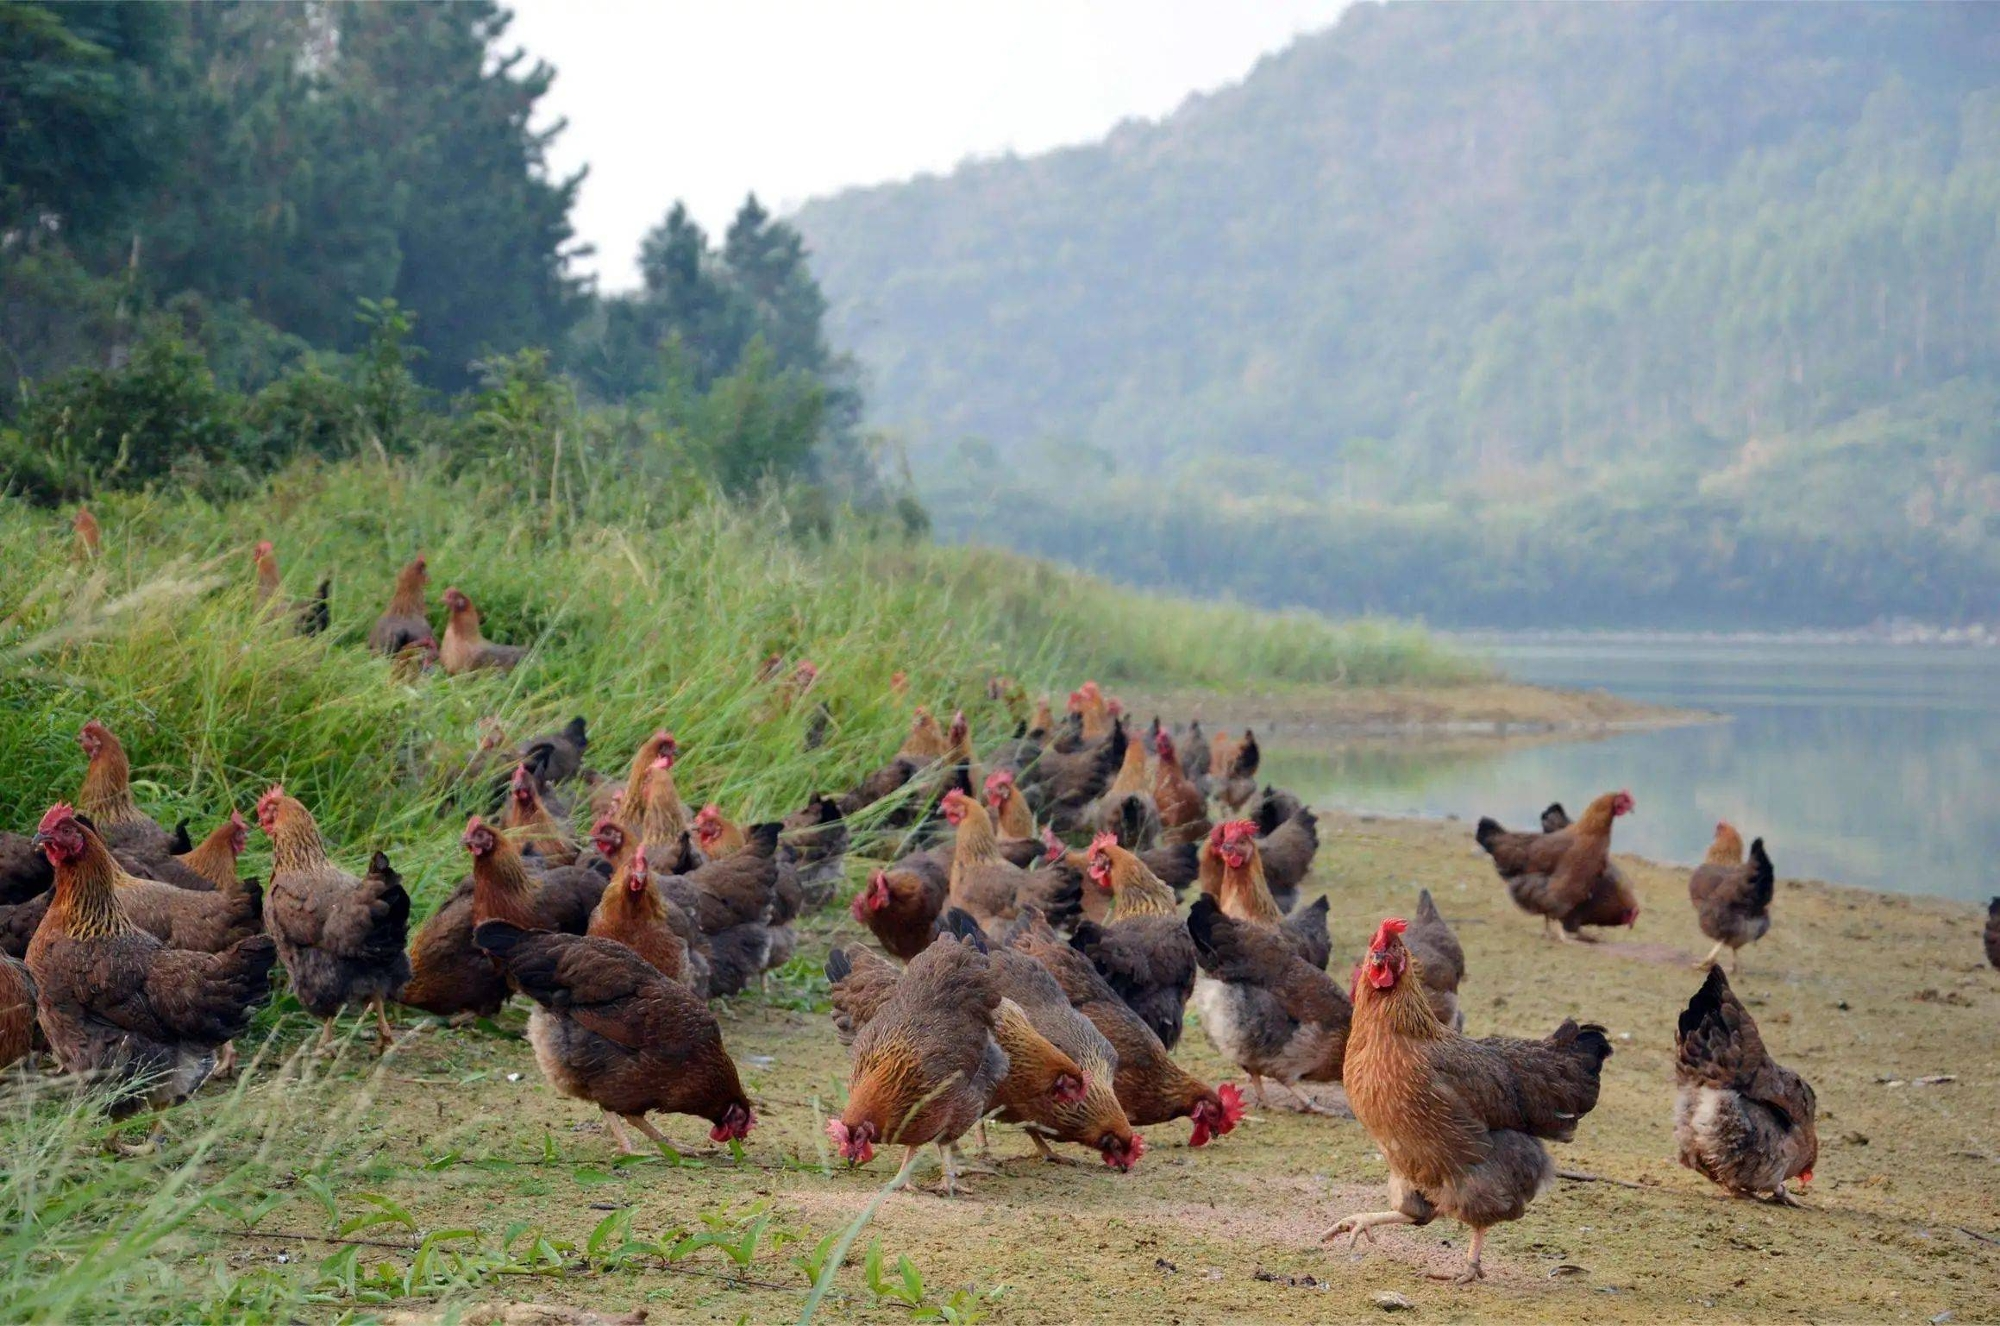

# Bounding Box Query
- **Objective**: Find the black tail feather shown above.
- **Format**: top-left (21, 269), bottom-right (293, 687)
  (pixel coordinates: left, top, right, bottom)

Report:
top-left (825, 946), bottom-right (851, 985)
top-left (1475, 816), bottom-right (1505, 850)
top-left (941, 906), bottom-right (989, 952)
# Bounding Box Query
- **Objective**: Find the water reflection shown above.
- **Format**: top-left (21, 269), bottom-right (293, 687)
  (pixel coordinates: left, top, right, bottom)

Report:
top-left (1263, 641), bottom-right (2000, 902)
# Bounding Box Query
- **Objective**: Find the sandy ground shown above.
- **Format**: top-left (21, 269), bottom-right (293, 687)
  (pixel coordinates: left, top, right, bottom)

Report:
top-left (224, 811), bottom-right (1999, 1325)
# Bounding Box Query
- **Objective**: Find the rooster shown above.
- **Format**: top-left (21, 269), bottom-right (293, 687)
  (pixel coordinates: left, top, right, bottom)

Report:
top-left (1689, 823), bottom-right (1775, 972)
top-left (440, 587), bottom-right (527, 675)
top-left (28, 804), bottom-right (277, 1145)
top-left (827, 933), bottom-right (1014, 1195)
top-left (475, 920), bottom-right (755, 1155)
top-left (1326, 918), bottom-right (1612, 1283)
top-left (368, 556), bottom-right (435, 657)
top-left (258, 787), bottom-right (412, 1053)
top-left (1475, 791), bottom-right (1636, 940)
top-left (1674, 965), bottom-right (1817, 1206)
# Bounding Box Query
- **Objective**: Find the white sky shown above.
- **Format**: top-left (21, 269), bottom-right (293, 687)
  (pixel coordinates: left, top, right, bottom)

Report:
top-left (505, 0), bottom-right (1350, 291)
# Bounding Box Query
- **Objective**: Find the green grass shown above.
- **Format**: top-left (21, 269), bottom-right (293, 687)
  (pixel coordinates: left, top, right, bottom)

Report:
top-left (0, 453), bottom-right (1475, 1320)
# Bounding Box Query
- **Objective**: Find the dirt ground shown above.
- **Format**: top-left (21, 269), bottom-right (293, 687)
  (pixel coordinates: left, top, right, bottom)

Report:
top-left (237, 812), bottom-right (2000, 1324)
top-left (1127, 682), bottom-right (1704, 738)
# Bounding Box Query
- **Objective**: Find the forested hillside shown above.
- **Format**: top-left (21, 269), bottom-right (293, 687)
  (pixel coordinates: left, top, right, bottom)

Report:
top-left (795, 3), bottom-right (2000, 627)
top-left (1, 1), bottom-right (873, 506)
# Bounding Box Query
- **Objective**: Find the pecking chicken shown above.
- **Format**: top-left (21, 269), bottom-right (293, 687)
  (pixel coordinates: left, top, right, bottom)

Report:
top-left (75, 720), bottom-right (175, 859)
top-left (28, 804), bottom-right (277, 1135)
top-left (1475, 791), bottom-right (1637, 940)
top-left (1326, 917), bottom-right (1612, 1283)
top-left (1688, 823), bottom-right (1775, 972)
top-left (826, 933), bottom-right (1012, 1194)
top-left (1404, 889), bottom-right (1467, 1031)
top-left (474, 920), bottom-right (755, 1155)
top-left (253, 540), bottom-right (330, 636)
top-left (1188, 895), bottom-right (1349, 1112)
top-left (941, 909), bottom-right (1144, 1170)
top-left (1674, 965), bottom-right (1817, 1205)
top-left (440, 587), bottom-right (527, 675)
top-left (258, 787), bottom-right (411, 1052)
top-left (1067, 834), bottom-right (1196, 1049)
top-left (0, 953), bottom-right (33, 1071)
top-left (368, 556), bottom-right (436, 657)
top-left (1006, 908), bottom-right (1244, 1148)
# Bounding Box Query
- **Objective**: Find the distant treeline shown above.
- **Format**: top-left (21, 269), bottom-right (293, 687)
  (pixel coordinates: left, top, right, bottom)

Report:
top-left (798, 4), bottom-right (2000, 626)
top-left (0, 1), bottom-right (881, 507)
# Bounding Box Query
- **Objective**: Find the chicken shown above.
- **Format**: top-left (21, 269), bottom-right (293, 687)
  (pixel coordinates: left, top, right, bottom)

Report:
top-left (779, 794), bottom-right (849, 909)
top-left (368, 556), bottom-right (435, 656)
top-left (1005, 909), bottom-right (1244, 1147)
top-left (617, 730), bottom-right (680, 825)
top-left (1247, 784), bottom-right (1305, 831)
top-left (826, 933), bottom-right (1013, 1193)
top-left (474, 920), bottom-right (755, 1155)
top-left (440, 586), bottom-right (527, 675)
top-left (1534, 802), bottom-right (1644, 939)
top-left (940, 910), bottom-right (1143, 1170)
top-left (1205, 821), bottom-right (1330, 969)
top-left (253, 540), bottom-right (330, 636)
top-left (1252, 803), bottom-right (1320, 913)
top-left (0, 953), bottom-right (34, 1071)
top-left (1326, 917), bottom-right (1612, 1283)
top-left (73, 506), bottom-right (101, 560)
top-left (1212, 729), bottom-right (1261, 812)
top-left (1405, 889), bottom-right (1466, 1031)
top-left (1689, 823), bottom-right (1775, 972)
top-left (1072, 682), bottom-right (1114, 742)
top-left (1178, 719), bottom-right (1211, 791)
top-left (518, 714), bottom-right (590, 788)
top-left (257, 787), bottom-right (412, 1052)
top-left (1150, 729), bottom-right (1210, 841)
top-left (99, 828), bottom-right (264, 954)
top-left (74, 720), bottom-right (175, 859)
top-left (1188, 896), bottom-right (1349, 1112)
top-left (692, 803), bottom-right (746, 859)
top-left (503, 764), bottom-right (577, 867)
top-left (0, 829), bottom-right (53, 905)
top-left (899, 706), bottom-right (949, 762)
top-left (1675, 965), bottom-right (1818, 1205)
top-left (1988, 897), bottom-right (2000, 970)
top-left (1474, 791), bottom-right (1636, 940)
top-left (629, 744), bottom-right (698, 858)
top-left (665, 822), bottom-right (792, 997)
top-left (0, 889), bottom-right (50, 960)
top-left (586, 819), bottom-right (712, 996)
top-left (402, 813), bottom-right (608, 1020)
top-left (1019, 719), bottom-right (1126, 835)
top-left (587, 845), bottom-right (695, 988)
top-left (1094, 737), bottom-right (1160, 849)
top-left (1540, 802), bottom-right (1570, 834)
top-left (940, 789), bottom-right (1078, 934)
top-left (983, 771), bottom-right (1039, 842)
top-left (172, 811), bottom-right (251, 891)
top-left (850, 862), bottom-right (945, 961)
top-left (1067, 835), bottom-right (1196, 1050)
top-left (27, 804), bottom-right (277, 1134)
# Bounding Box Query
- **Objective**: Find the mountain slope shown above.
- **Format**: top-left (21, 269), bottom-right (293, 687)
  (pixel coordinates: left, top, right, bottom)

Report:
top-left (795, 3), bottom-right (2000, 627)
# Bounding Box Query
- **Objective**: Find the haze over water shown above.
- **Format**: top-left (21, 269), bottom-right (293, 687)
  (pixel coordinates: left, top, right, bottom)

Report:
top-left (1265, 639), bottom-right (2000, 903)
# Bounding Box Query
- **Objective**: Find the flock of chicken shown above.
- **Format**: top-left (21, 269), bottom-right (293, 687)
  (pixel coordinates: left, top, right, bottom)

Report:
top-left (4, 534), bottom-right (1996, 1290)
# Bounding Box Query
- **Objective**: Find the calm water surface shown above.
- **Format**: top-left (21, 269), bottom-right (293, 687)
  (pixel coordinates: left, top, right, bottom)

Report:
top-left (1262, 639), bottom-right (2000, 902)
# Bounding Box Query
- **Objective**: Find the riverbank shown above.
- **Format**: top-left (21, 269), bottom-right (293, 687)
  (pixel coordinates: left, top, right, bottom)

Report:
top-left (214, 810), bottom-right (1996, 1325)
top-left (1128, 680), bottom-right (1708, 741)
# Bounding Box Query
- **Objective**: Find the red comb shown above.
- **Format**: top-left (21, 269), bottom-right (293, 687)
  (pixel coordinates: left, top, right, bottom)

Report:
top-left (36, 802), bottom-right (75, 835)
top-left (1088, 832), bottom-right (1118, 856)
top-left (1369, 918), bottom-right (1409, 950)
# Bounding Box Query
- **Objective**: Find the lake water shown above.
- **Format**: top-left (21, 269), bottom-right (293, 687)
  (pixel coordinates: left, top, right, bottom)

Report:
top-left (1261, 638), bottom-right (2000, 903)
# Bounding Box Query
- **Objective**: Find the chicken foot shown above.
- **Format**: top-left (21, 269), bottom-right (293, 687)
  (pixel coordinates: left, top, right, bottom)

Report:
top-left (620, 1112), bottom-right (684, 1156)
top-left (1694, 940), bottom-right (1728, 970)
top-left (1322, 1209), bottom-right (1414, 1249)
top-left (1028, 1132), bottom-right (1081, 1167)
top-left (371, 996), bottom-right (398, 1054)
top-left (213, 1040), bottom-right (239, 1079)
top-left (112, 1117), bottom-right (167, 1158)
top-left (1424, 1227), bottom-right (1485, 1283)
top-left (1762, 1182), bottom-right (1803, 1208)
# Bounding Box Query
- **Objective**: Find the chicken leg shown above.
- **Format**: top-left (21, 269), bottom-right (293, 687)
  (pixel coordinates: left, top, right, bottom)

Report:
top-left (113, 1118), bottom-right (167, 1157)
top-left (314, 1017), bottom-right (339, 1055)
top-left (372, 995), bottom-right (397, 1053)
top-left (1028, 1133), bottom-right (1081, 1167)
top-left (623, 1112), bottom-right (683, 1155)
top-left (1694, 940), bottom-right (1727, 970)
top-left (1425, 1227), bottom-right (1485, 1283)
